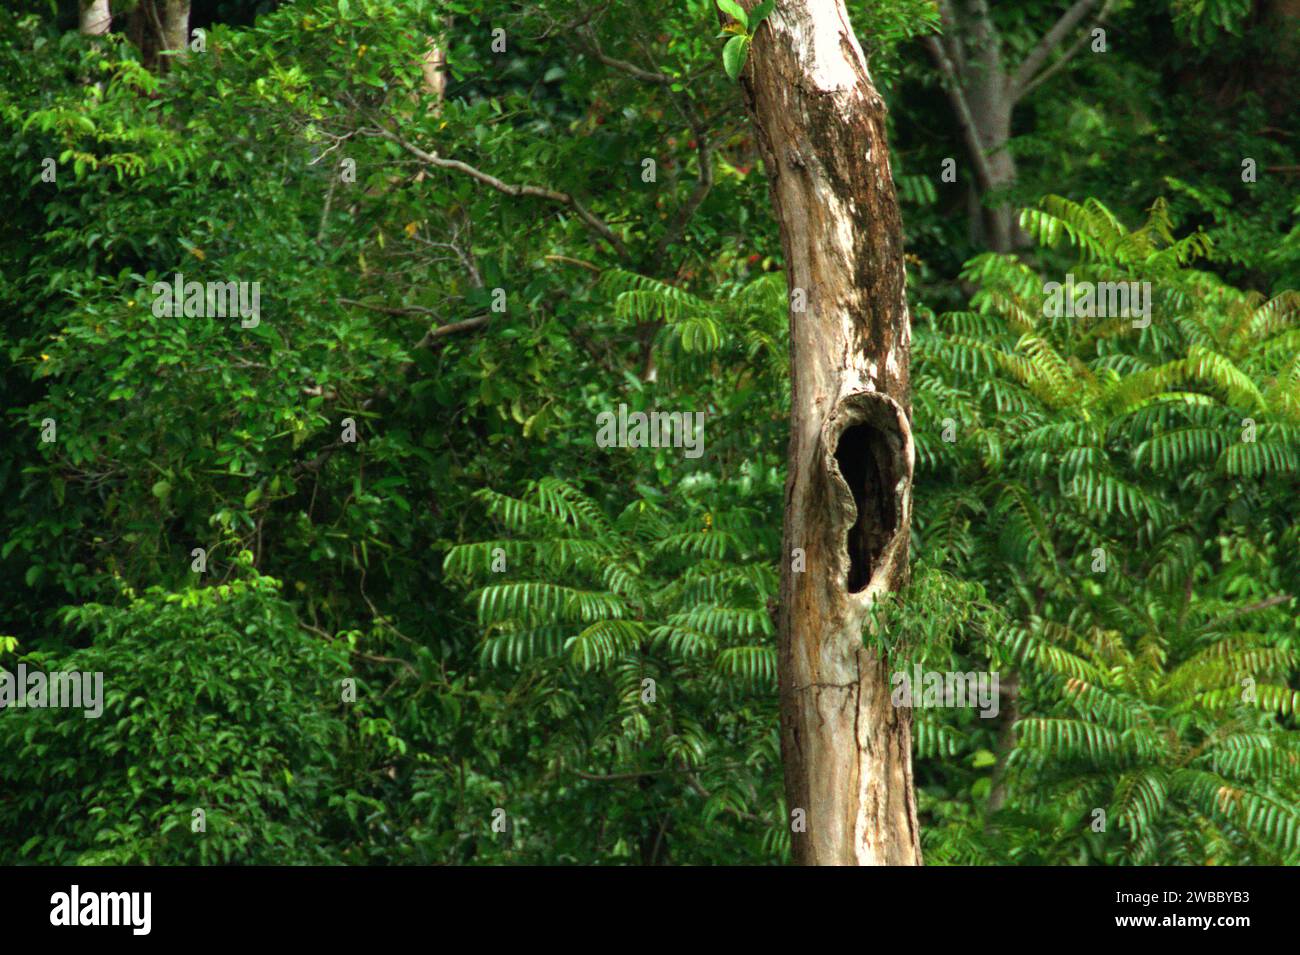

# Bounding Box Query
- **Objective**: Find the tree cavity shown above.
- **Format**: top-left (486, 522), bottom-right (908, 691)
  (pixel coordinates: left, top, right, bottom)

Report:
top-left (833, 421), bottom-right (898, 594)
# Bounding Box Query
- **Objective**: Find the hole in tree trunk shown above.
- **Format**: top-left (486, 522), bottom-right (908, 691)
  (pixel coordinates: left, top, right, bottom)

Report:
top-left (834, 422), bottom-right (898, 594)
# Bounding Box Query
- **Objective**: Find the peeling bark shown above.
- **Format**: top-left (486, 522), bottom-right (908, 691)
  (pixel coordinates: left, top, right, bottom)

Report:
top-left (735, 0), bottom-right (921, 865)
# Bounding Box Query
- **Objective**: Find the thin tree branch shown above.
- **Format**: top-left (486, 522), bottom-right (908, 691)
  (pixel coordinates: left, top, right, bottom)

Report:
top-left (572, 768), bottom-right (684, 782)
top-left (1193, 594), bottom-right (1295, 633)
top-left (579, 27), bottom-right (673, 84)
top-left (335, 300), bottom-right (491, 350)
top-left (353, 650), bottom-right (421, 679)
top-left (654, 130), bottom-right (715, 260)
top-left (145, 0), bottom-right (168, 50)
top-left (934, 0), bottom-right (966, 73)
top-left (575, 23), bottom-right (716, 262)
top-left (1010, 0), bottom-right (1102, 98)
top-left (1014, 0), bottom-right (1114, 101)
top-left (338, 297), bottom-right (441, 316)
top-left (543, 254), bottom-right (602, 272)
top-left (413, 314), bottom-right (490, 348)
top-left (317, 175), bottom-right (337, 245)
top-left (365, 127), bottom-right (630, 260)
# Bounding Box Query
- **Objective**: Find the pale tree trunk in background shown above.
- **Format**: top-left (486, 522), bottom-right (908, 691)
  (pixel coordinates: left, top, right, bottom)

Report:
top-left (924, 0), bottom-right (1110, 251)
top-left (736, 0), bottom-right (921, 865)
top-left (420, 37), bottom-right (447, 107)
top-left (78, 0), bottom-right (111, 89)
top-left (412, 31), bottom-right (447, 186)
top-left (958, 1), bottom-right (1017, 252)
top-left (162, 0), bottom-right (190, 58)
top-left (79, 0), bottom-right (112, 36)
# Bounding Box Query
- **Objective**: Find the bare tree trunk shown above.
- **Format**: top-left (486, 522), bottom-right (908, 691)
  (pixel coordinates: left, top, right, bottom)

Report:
top-left (736, 0), bottom-right (921, 866)
top-left (973, 115), bottom-right (1018, 252)
top-left (960, 1), bottom-right (1018, 252)
top-left (125, 3), bottom-right (157, 69)
top-left (162, 0), bottom-right (190, 57)
top-left (79, 0), bottom-right (112, 36)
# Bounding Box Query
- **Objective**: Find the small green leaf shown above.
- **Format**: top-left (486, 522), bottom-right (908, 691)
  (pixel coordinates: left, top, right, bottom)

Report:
top-left (751, 0), bottom-right (775, 25)
top-left (717, 0), bottom-right (748, 30)
top-left (244, 487), bottom-right (263, 509)
top-left (722, 34), bottom-right (750, 80)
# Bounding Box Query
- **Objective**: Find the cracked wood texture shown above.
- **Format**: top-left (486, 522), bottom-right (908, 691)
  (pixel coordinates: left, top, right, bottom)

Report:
top-left (736, 0), bottom-right (921, 865)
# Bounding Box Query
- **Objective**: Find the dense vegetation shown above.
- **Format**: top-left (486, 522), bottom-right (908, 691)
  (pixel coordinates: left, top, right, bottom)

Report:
top-left (2, 0), bottom-right (1298, 864)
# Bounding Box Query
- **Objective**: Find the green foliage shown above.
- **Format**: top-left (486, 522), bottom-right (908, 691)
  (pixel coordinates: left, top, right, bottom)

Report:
top-left (442, 475), bottom-right (787, 862)
top-left (1171, 0), bottom-right (1254, 44)
top-left (0, 0), bottom-right (1295, 867)
top-left (0, 563), bottom-right (354, 864)
top-left (867, 562), bottom-right (1004, 668)
top-left (912, 197), bottom-right (1300, 864)
top-left (716, 0), bottom-right (775, 80)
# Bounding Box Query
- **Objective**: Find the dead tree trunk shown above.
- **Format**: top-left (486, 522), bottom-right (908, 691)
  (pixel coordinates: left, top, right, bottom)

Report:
top-left (735, 0), bottom-right (921, 865)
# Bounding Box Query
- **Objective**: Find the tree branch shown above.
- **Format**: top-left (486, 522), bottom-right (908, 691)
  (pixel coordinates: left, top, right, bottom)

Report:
top-left (579, 27), bottom-right (673, 84)
top-left (365, 127), bottom-right (630, 260)
top-left (1193, 594), bottom-right (1295, 634)
top-left (338, 299), bottom-right (490, 345)
top-left (413, 314), bottom-right (490, 348)
top-left (1010, 0), bottom-right (1103, 99)
top-left (1014, 0), bottom-right (1114, 101)
top-left (337, 297), bottom-right (440, 316)
top-left (654, 128), bottom-right (715, 261)
top-left (934, 0), bottom-right (966, 74)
